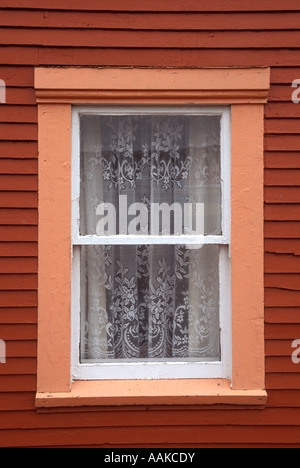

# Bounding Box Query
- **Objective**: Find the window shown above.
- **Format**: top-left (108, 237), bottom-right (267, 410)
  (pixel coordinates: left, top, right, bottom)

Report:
top-left (35, 67), bottom-right (269, 407)
top-left (71, 106), bottom-right (231, 381)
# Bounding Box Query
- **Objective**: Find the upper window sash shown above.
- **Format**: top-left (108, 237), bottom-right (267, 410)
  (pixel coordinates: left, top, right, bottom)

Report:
top-left (71, 105), bottom-right (231, 247)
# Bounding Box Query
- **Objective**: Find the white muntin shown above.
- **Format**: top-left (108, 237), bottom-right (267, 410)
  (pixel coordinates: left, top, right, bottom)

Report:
top-left (95, 195), bottom-right (205, 236)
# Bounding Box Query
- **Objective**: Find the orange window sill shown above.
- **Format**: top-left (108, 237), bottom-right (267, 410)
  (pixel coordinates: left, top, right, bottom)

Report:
top-left (35, 379), bottom-right (267, 408)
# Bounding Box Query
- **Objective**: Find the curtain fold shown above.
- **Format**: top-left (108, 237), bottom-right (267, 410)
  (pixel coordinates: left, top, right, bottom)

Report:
top-left (79, 113), bottom-right (221, 362)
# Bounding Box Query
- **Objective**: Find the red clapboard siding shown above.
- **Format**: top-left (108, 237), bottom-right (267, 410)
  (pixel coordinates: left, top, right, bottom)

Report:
top-left (265, 239), bottom-right (300, 255)
top-left (0, 307), bottom-right (37, 324)
top-left (265, 187), bottom-right (300, 203)
top-left (1, 0), bottom-right (300, 11)
top-left (0, 243), bottom-right (37, 257)
top-left (2, 29), bottom-right (300, 49)
top-left (0, 193), bottom-right (37, 208)
top-left (0, 66), bottom-right (34, 87)
top-left (0, 226), bottom-right (37, 242)
top-left (1, 11), bottom-right (300, 31)
top-left (0, 107), bottom-right (37, 123)
top-left (0, 141), bottom-right (37, 158)
top-left (37, 48), bottom-right (300, 68)
top-left (0, 273), bottom-right (37, 289)
top-left (265, 274), bottom-right (300, 290)
top-left (0, 0), bottom-right (299, 449)
top-left (0, 159), bottom-right (37, 174)
top-left (265, 153), bottom-right (300, 169)
top-left (265, 205), bottom-right (300, 220)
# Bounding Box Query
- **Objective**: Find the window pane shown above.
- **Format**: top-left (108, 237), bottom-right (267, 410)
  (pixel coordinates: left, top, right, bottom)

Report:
top-left (79, 113), bottom-right (221, 237)
top-left (80, 244), bottom-right (221, 363)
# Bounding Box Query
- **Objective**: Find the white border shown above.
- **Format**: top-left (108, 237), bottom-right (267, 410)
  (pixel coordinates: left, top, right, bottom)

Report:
top-left (71, 105), bottom-right (231, 381)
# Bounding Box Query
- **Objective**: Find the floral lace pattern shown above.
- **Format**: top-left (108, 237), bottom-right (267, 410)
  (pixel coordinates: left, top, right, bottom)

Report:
top-left (80, 244), bottom-right (220, 361)
top-left (79, 113), bottom-right (221, 361)
top-left (81, 114), bottom-right (220, 191)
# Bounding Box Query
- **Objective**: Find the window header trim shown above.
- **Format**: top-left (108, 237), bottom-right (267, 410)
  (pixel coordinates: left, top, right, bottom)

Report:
top-left (34, 67), bottom-right (270, 104)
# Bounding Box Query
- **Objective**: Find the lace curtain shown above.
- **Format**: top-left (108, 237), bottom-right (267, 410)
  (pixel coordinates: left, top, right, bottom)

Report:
top-left (79, 113), bottom-right (222, 362)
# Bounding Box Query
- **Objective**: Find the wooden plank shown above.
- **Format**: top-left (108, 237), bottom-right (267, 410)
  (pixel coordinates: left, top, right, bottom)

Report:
top-left (265, 253), bottom-right (300, 273)
top-left (265, 169), bottom-right (300, 186)
top-left (0, 192), bottom-right (37, 208)
top-left (0, 274), bottom-right (37, 290)
top-left (266, 390), bottom-right (300, 407)
top-left (0, 425), bottom-right (300, 448)
top-left (0, 307), bottom-right (37, 324)
top-left (266, 373), bottom-right (300, 390)
top-left (265, 307), bottom-right (300, 324)
top-left (0, 357), bottom-right (36, 375)
top-left (268, 84), bottom-right (296, 102)
top-left (2, 407), bottom-right (300, 430)
top-left (0, 226), bottom-right (37, 242)
top-left (265, 187), bottom-right (300, 203)
top-left (265, 103), bottom-right (300, 119)
top-left (37, 47), bottom-right (300, 67)
top-left (264, 204), bottom-right (300, 220)
top-left (2, 10), bottom-right (300, 31)
top-left (0, 66), bottom-right (34, 87)
top-left (265, 323), bottom-right (300, 339)
top-left (265, 136), bottom-right (300, 152)
top-left (266, 356), bottom-right (300, 373)
top-left (265, 288), bottom-right (300, 307)
top-left (0, 47), bottom-right (38, 66)
top-left (2, 29), bottom-right (300, 49)
top-left (265, 152), bottom-right (300, 169)
top-left (1, 0), bottom-right (300, 12)
top-left (0, 324), bottom-right (37, 341)
top-left (0, 123), bottom-right (37, 140)
top-left (0, 106), bottom-right (37, 124)
top-left (271, 67), bottom-right (300, 83)
top-left (265, 239), bottom-right (300, 255)
top-left (0, 393), bottom-right (35, 411)
top-left (0, 375), bottom-right (36, 392)
top-left (3, 87), bottom-right (37, 106)
top-left (265, 339), bottom-right (297, 356)
top-left (0, 208), bottom-right (37, 225)
top-left (0, 258), bottom-right (37, 274)
top-left (0, 243), bottom-right (37, 256)
top-left (265, 274), bottom-right (300, 290)
top-left (265, 118), bottom-right (300, 134)
top-left (0, 160), bottom-right (37, 175)
top-left (0, 142), bottom-right (37, 159)
top-left (0, 175), bottom-right (37, 191)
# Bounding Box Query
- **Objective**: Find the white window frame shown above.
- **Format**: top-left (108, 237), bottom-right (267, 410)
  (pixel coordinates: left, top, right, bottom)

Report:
top-left (71, 105), bottom-right (231, 381)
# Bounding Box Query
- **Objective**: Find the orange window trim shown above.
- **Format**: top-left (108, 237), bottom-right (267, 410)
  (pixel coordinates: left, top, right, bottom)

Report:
top-left (35, 67), bottom-right (269, 408)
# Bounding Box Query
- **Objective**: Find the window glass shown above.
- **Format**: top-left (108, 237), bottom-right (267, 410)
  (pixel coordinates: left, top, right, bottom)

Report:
top-left (79, 114), bottom-right (221, 237)
top-left (76, 110), bottom-right (226, 375)
top-left (80, 244), bottom-right (220, 363)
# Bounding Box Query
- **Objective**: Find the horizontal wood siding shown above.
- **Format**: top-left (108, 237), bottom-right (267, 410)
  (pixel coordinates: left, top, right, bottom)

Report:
top-left (0, 0), bottom-right (299, 448)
